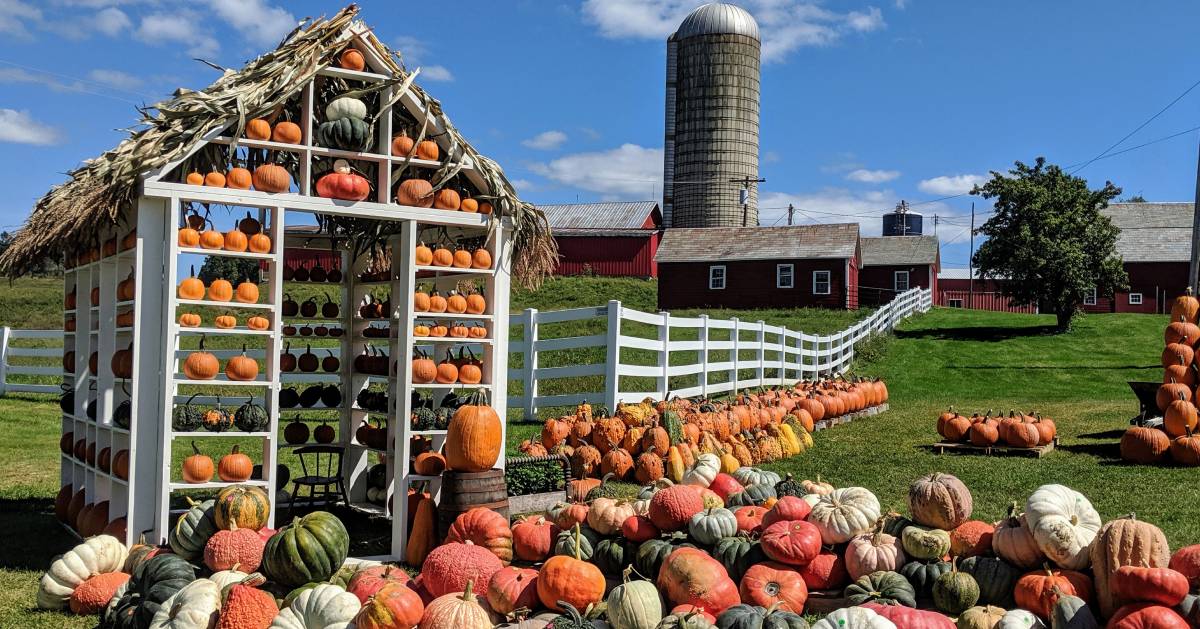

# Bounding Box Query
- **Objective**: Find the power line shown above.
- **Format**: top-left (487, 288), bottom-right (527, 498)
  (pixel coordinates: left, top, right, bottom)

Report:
top-left (1070, 76), bottom-right (1200, 174)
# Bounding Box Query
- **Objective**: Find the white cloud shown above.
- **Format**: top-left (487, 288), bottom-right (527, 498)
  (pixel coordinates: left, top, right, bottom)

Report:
top-left (917, 174), bottom-right (988, 196)
top-left (137, 12), bottom-right (219, 57)
top-left (88, 68), bottom-right (142, 90)
top-left (211, 0), bottom-right (294, 47)
top-left (894, 0), bottom-right (909, 8)
top-left (763, 150), bottom-right (781, 164)
top-left (418, 65), bottom-right (454, 82)
top-left (846, 168), bottom-right (900, 183)
top-left (510, 178), bottom-right (536, 192)
top-left (0, 0), bottom-right (41, 38)
top-left (579, 127), bottom-right (601, 141)
top-left (758, 187), bottom-right (973, 243)
top-left (0, 109), bottom-right (62, 145)
top-left (393, 36), bottom-right (453, 82)
top-left (532, 143), bottom-right (664, 198)
top-left (522, 130), bottom-right (568, 150)
top-left (582, 0), bottom-right (887, 64)
top-left (94, 7), bottom-right (131, 36)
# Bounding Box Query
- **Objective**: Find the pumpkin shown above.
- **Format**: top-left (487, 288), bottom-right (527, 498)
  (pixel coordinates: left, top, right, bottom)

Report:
top-left (446, 389), bottom-right (502, 472)
top-left (994, 503), bottom-right (1045, 569)
top-left (317, 159), bottom-right (372, 200)
top-left (862, 603), bottom-right (954, 629)
top-left (168, 498), bottom-right (217, 559)
top-left (933, 560), bottom-right (980, 615)
top-left (811, 607), bottom-right (896, 629)
top-left (951, 520), bottom-right (996, 558)
top-left (183, 335), bottom-right (219, 379)
top-left (1051, 589), bottom-right (1099, 629)
top-left (1120, 427), bottom-right (1170, 464)
top-left (608, 569), bottom-right (665, 629)
top-left (999, 610), bottom-right (1045, 629)
top-left (446, 507), bottom-right (514, 565)
top-left (225, 344), bottom-right (260, 381)
top-left (657, 547), bottom-right (740, 615)
top-left (214, 484), bottom-right (270, 530)
top-left (397, 178), bottom-right (435, 207)
top-left (908, 472), bottom-right (973, 530)
top-left (326, 96), bottom-right (367, 121)
top-left (107, 554), bottom-right (196, 627)
top-left (650, 484), bottom-right (706, 531)
top-left (548, 502), bottom-right (590, 530)
top-left (37, 535), bottom-right (128, 610)
top-left (422, 541), bottom-right (504, 598)
top-left (739, 562), bottom-right (808, 613)
top-left (253, 163), bottom-right (291, 193)
top-left (214, 445), bottom-right (252, 482)
top-left (271, 120), bottom-right (302, 144)
top-left (713, 536), bottom-right (767, 583)
top-left (538, 525), bottom-right (606, 612)
top-left (355, 581), bottom-right (425, 629)
top-left (960, 555), bottom-right (1020, 608)
top-left (717, 604), bottom-right (809, 629)
top-left (407, 495), bottom-right (438, 567)
top-left (1106, 604), bottom-right (1189, 629)
top-left (900, 560), bottom-right (951, 599)
top-left (734, 506), bottom-right (767, 535)
top-left (902, 525), bottom-right (952, 561)
top-left (178, 266), bottom-right (205, 299)
top-left (959, 606), bottom-right (1007, 629)
top-left (273, 583), bottom-right (361, 628)
top-left (246, 118), bottom-right (271, 139)
top-left (1091, 514), bottom-right (1171, 617)
top-left (69, 572), bottom-right (130, 616)
top-left (760, 519), bottom-right (822, 566)
top-left (1014, 568), bottom-right (1093, 621)
top-left (203, 521), bottom-right (264, 572)
top-left (846, 529), bottom-right (906, 580)
top-left (1024, 485), bottom-right (1101, 571)
top-left (347, 565), bottom-right (410, 604)
top-left (261, 511), bottom-right (350, 587)
top-left (590, 498), bottom-right (639, 536)
top-left (845, 570), bottom-right (917, 607)
top-left (1170, 545), bottom-right (1200, 589)
top-left (593, 537), bottom-right (638, 576)
top-left (762, 496), bottom-right (812, 528)
top-left (808, 487), bottom-right (881, 544)
top-left (483, 566), bottom-right (539, 617)
top-left (183, 441), bottom-right (214, 483)
top-left (1113, 566), bottom-right (1189, 607)
top-left (688, 507), bottom-right (738, 545)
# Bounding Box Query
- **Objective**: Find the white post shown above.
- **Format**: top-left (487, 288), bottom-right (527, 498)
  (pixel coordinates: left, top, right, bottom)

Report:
top-left (730, 317), bottom-right (740, 393)
top-left (699, 314), bottom-right (710, 399)
top-left (604, 300), bottom-right (622, 411)
top-left (755, 320), bottom-right (765, 388)
top-left (523, 308), bottom-right (538, 420)
top-left (0, 326), bottom-right (10, 396)
top-left (657, 311), bottom-right (670, 400)
top-left (778, 325), bottom-right (788, 385)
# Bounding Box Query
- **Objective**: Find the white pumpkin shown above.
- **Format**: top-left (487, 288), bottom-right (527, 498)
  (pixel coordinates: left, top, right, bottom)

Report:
top-left (807, 487), bottom-right (882, 544)
top-left (270, 583), bottom-right (360, 629)
top-left (588, 498), bottom-right (639, 536)
top-left (150, 578), bottom-right (221, 629)
top-left (1024, 485), bottom-right (1101, 570)
top-left (682, 454), bottom-right (721, 488)
top-left (812, 606), bottom-right (897, 629)
top-left (631, 499), bottom-right (651, 516)
top-left (325, 97), bottom-right (367, 122)
top-left (606, 576), bottom-right (664, 629)
top-left (999, 609), bottom-right (1045, 629)
top-left (37, 535), bottom-right (129, 609)
top-left (208, 568), bottom-right (249, 590)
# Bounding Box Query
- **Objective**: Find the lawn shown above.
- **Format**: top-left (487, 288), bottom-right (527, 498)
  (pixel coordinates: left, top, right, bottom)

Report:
top-left (0, 276), bottom-right (1183, 627)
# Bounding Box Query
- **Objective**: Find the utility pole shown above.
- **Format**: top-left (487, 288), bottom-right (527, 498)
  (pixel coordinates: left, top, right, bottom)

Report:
top-left (968, 202), bottom-right (976, 311)
top-left (933, 214), bottom-right (938, 236)
top-left (787, 204), bottom-right (795, 226)
top-left (1190, 138), bottom-right (1200, 290)
top-left (731, 176), bottom-right (766, 226)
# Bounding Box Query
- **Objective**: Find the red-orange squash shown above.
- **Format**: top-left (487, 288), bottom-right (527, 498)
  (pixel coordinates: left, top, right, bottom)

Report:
top-left (656, 547), bottom-right (740, 615)
top-left (445, 507), bottom-right (514, 565)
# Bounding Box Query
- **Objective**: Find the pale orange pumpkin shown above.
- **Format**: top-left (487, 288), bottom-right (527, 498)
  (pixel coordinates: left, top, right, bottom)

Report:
top-left (224, 227), bottom-right (248, 252)
top-left (199, 221), bottom-right (224, 250)
top-left (183, 337), bottom-right (219, 380)
top-left (415, 242), bottom-right (433, 266)
top-left (178, 266), bottom-right (205, 300)
top-left (253, 163), bottom-right (292, 193)
top-left (215, 314), bottom-right (237, 329)
top-left (397, 179), bottom-right (434, 207)
top-left (247, 316), bottom-right (270, 331)
top-left (225, 345), bottom-right (259, 381)
top-left (234, 280), bottom-right (259, 304)
top-left (434, 189), bottom-right (462, 211)
top-left (472, 249), bottom-right (493, 270)
top-left (178, 225), bottom-right (200, 247)
top-left (208, 279), bottom-right (233, 302)
top-left (271, 121), bottom-right (302, 145)
top-left (179, 313), bottom-right (202, 327)
top-left (204, 171), bottom-right (226, 188)
top-left (227, 167), bottom-right (253, 190)
top-left (183, 441), bottom-right (214, 483)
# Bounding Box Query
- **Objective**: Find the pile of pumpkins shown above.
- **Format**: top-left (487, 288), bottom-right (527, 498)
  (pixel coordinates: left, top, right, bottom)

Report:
top-left (1130, 288), bottom-right (1200, 465)
top-left (935, 409), bottom-right (1057, 449)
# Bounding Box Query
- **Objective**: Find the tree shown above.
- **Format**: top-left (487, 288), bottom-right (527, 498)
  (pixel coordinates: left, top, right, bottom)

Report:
top-left (198, 256), bottom-right (261, 284)
top-left (970, 157), bottom-right (1128, 330)
top-left (1119, 194), bottom-right (1147, 203)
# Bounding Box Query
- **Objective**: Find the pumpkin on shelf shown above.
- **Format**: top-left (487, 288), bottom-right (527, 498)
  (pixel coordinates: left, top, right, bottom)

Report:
top-left (246, 118), bottom-right (272, 140)
top-left (183, 441), bottom-right (214, 483)
top-left (397, 178), bottom-right (434, 207)
top-left (272, 120), bottom-right (302, 145)
top-left (473, 248), bottom-right (493, 270)
top-left (226, 166), bottom-right (252, 190)
top-left (217, 445), bottom-right (253, 482)
top-left (178, 266), bottom-right (205, 300)
top-left (198, 219), bottom-right (225, 250)
top-left (252, 163), bottom-right (292, 193)
top-left (284, 416), bottom-right (310, 444)
top-left (203, 398), bottom-right (234, 432)
top-left (117, 269), bottom-right (136, 301)
top-left (434, 188), bottom-right (462, 211)
top-left (224, 225), bottom-right (248, 252)
top-left (428, 290), bottom-right (448, 313)
top-left (339, 47), bottom-right (366, 71)
top-left (234, 397), bottom-right (269, 433)
top-left (225, 344), bottom-right (260, 382)
top-left (183, 336), bottom-right (219, 380)
top-left (214, 314), bottom-right (237, 329)
top-left (317, 159), bottom-right (371, 201)
top-left (234, 279), bottom-right (259, 304)
top-left (246, 315), bottom-right (270, 331)
top-left (432, 245), bottom-right (454, 267)
top-left (298, 345), bottom-right (319, 373)
top-left (208, 278), bottom-right (233, 302)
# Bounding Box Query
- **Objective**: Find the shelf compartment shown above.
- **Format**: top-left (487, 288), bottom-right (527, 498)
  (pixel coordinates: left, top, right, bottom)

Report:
top-left (178, 247), bottom-right (275, 261)
top-left (171, 431), bottom-right (273, 438)
top-left (412, 313), bottom-right (493, 321)
top-left (280, 372), bottom-right (341, 383)
top-left (411, 383), bottom-right (492, 390)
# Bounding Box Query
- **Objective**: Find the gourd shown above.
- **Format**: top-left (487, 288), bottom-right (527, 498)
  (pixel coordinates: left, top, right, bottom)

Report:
top-left (688, 507), bottom-right (738, 545)
top-left (172, 393), bottom-right (204, 432)
top-left (270, 583), bottom-right (360, 629)
top-left (739, 563), bottom-right (809, 613)
top-left (234, 397), bottom-right (269, 432)
top-left (1050, 588), bottom-right (1099, 629)
top-left (608, 568), bottom-right (666, 629)
top-left (845, 570), bottom-right (917, 607)
top-left (36, 535), bottom-right (129, 610)
top-left (422, 541), bottom-right (505, 598)
top-left (932, 560), bottom-right (980, 615)
top-left (713, 536), bottom-right (767, 582)
top-left (148, 575), bottom-right (220, 628)
top-left (108, 554), bottom-right (197, 628)
top-left (406, 494), bottom-right (438, 567)
top-left (1090, 514), bottom-right (1171, 618)
top-left (717, 604), bottom-right (810, 629)
top-left (446, 507), bottom-right (514, 565)
top-left (900, 560), bottom-right (951, 599)
top-left (421, 581), bottom-right (493, 629)
top-left (589, 497), bottom-right (639, 536)
top-left (999, 610), bottom-right (1045, 629)
top-left (261, 511), bottom-right (350, 587)
top-left (902, 525), bottom-right (952, 560)
top-left (317, 159), bottom-right (371, 200)
top-left (959, 606), bottom-right (1007, 629)
top-left (808, 487), bottom-right (881, 544)
top-left (960, 555), bottom-right (1020, 608)
top-left (326, 96), bottom-right (368, 121)
top-left (908, 472), bottom-right (973, 530)
top-left (811, 606), bottom-right (896, 629)
top-left (683, 453), bottom-right (722, 488)
top-left (169, 498), bottom-right (218, 559)
top-left (1024, 485), bottom-right (1101, 570)
top-left (656, 547), bottom-right (740, 615)
top-left (760, 520), bottom-right (822, 566)
top-left (846, 529), bottom-right (906, 580)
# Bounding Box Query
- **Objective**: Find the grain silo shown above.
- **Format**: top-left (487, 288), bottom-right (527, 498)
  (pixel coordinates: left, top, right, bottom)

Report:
top-left (663, 3), bottom-right (761, 228)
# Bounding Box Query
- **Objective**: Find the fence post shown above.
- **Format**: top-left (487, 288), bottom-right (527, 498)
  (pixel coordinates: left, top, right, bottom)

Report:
top-left (699, 314), bottom-right (710, 399)
top-left (755, 320), bottom-right (766, 388)
top-left (522, 308), bottom-right (538, 420)
top-left (0, 326), bottom-right (10, 397)
top-left (658, 311), bottom-right (670, 400)
top-left (604, 300), bottom-right (622, 412)
top-left (730, 317), bottom-right (740, 393)
top-left (779, 325), bottom-right (789, 385)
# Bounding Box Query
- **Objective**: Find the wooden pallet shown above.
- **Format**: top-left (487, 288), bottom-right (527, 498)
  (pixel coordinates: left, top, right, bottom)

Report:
top-left (927, 437), bottom-right (1058, 458)
top-left (813, 403), bottom-right (889, 431)
top-left (806, 591), bottom-right (850, 614)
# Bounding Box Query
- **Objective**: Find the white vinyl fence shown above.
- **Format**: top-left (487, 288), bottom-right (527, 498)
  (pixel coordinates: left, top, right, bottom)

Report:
top-left (0, 288), bottom-right (932, 414)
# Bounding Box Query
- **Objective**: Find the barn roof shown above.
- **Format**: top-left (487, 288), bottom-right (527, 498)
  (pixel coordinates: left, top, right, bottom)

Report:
top-left (656, 223), bottom-right (859, 263)
top-left (860, 235), bottom-right (939, 267)
top-left (538, 202), bottom-right (661, 233)
top-left (1101, 202), bottom-right (1192, 263)
top-left (1, 4), bottom-right (555, 285)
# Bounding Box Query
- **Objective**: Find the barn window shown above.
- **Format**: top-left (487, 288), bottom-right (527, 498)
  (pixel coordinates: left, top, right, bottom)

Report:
top-left (777, 264), bottom-right (794, 289)
top-left (894, 271), bottom-right (910, 292)
top-left (1129, 292), bottom-right (1143, 305)
top-left (948, 299), bottom-right (963, 308)
top-left (1083, 288), bottom-right (1097, 306)
top-left (709, 265), bottom-right (726, 290)
top-left (813, 270), bottom-right (831, 295)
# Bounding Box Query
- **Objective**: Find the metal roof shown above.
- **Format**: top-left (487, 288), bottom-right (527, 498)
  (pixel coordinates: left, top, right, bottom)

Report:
top-left (656, 223), bottom-right (859, 263)
top-left (674, 3), bottom-right (760, 41)
top-left (538, 201), bottom-right (660, 231)
top-left (1101, 202), bottom-right (1192, 263)
top-left (860, 236), bottom-right (939, 267)
top-left (938, 269), bottom-right (1007, 281)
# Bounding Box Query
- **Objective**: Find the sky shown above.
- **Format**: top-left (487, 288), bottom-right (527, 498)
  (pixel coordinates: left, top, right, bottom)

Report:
top-left (2, 1), bottom-right (1200, 271)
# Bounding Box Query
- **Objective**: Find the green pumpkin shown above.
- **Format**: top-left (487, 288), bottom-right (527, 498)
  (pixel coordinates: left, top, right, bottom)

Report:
top-left (434, 406), bottom-right (453, 430)
top-left (168, 498), bottom-right (217, 560)
top-left (960, 556), bottom-right (1020, 608)
top-left (549, 602), bottom-right (593, 629)
top-left (109, 554), bottom-right (196, 628)
top-left (844, 570), bottom-right (917, 607)
top-left (901, 525), bottom-right (951, 560)
top-left (774, 473), bottom-right (805, 498)
top-left (412, 407), bottom-right (438, 430)
top-left (716, 604), bottom-right (810, 629)
top-left (1178, 595), bottom-right (1200, 629)
top-left (317, 117), bottom-right (371, 152)
top-left (731, 467), bottom-right (781, 487)
top-left (713, 536), bottom-right (768, 582)
top-left (932, 564), bottom-right (980, 615)
top-left (113, 399), bottom-right (131, 429)
top-left (262, 511), bottom-right (350, 588)
top-left (635, 535), bottom-right (694, 581)
top-left (172, 393), bottom-right (204, 432)
top-left (586, 474), bottom-right (623, 502)
top-left (608, 573), bottom-right (665, 629)
top-left (726, 483), bottom-right (777, 508)
top-left (900, 560), bottom-right (951, 599)
top-left (663, 409), bottom-right (685, 445)
top-left (234, 397), bottom-right (269, 432)
top-left (554, 525), bottom-right (602, 560)
top-left (1051, 590), bottom-right (1098, 629)
top-left (594, 538), bottom-right (638, 576)
top-left (880, 511), bottom-right (913, 538)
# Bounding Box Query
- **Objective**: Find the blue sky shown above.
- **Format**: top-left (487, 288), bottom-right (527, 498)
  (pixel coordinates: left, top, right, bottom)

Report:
top-left (1, 1), bottom-right (1199, 271)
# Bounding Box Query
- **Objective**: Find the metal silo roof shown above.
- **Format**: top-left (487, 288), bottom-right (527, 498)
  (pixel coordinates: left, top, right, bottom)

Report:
top-left (674, 3), bottom-right (760, 40)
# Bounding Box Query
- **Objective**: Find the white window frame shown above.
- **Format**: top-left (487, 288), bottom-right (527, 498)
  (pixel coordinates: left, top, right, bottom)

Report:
top-left (776, 264), bottom-right (794, 289)
top-left (813, 270), bottom-right (831, 295)
top-left (709, 265), bottom-right (726, 290)
top-left (1083, 287), bottom-right (1097, 306)
top-left (948, 298), bottom-right (963, 308)
top-left (894, 270), bottom-right (910, 292)
top-left (1129, 292), bottom-right (1143, 305)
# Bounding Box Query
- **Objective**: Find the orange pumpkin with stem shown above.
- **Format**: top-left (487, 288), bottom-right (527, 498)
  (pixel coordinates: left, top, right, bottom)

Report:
top-left (466, 289), bottom-right (486, 315)
top-left (217, 445), bottom-right (253, 481)
top-left (339, 48), bottom-right (366, 71)
top-left (199, 220), bottom-right (224, 250)
top-left (178, 223), bottom-right (200, 247)
top-left (253, 163), bottom-right (291, 193)
top-left (183, 336), bottom-right (219, 380)
top-left (247, 316), bottom-right (270, 331)
top-left (414, 287), bottom-right (430, 312)
top-left (536, 523), bottom-right (605, 611)
top-left (227, 167), bottom-right (252, 190)
top-left (469, 324), bottom-right (487, 339)
top-left (414, 452), bottom-right (447, 475)
top-left (428, 290), bottom-right (447, 313)
top-left (235, 279), bottom-right (259, 304)
top-left (412, 350), bottom-right (437, 384)
top-left (272, 121), bottom-right (302, 145)
top-left (459, 361), bottom-right (483, 385)
top-left (183, 441), bottom-right (214, 483)
top-left (224, 226), bottom-right (248, 252)
top-left (472, 248), bottom-right (492, 270)
top-left (452, 248), bottom-right (473, 269)
top-left (215, 314), bottom-right (237, 329)
top-left (225, 344), bottom-right (259, 381)
top-left (436, 350), bottom-right (459, 384)
top-left (446, 389), bottom-right (502, 472)
top-left (432, 246), bottom-right (453, 267)
top-left (446, 291), bottom-right (468, 314)
top-left (246, 118), bottom-right (271, 140)
top-left (208, 278), bottom-right (233, 302)
top-left (248, 232), bottom-right (271, 254)
top-left (415, 242), bottom-right (433, 266)
top-left (179, 312), bottom-right (202, 327)
top-left (186, 171), bottom-right (204, 185)
top-left (178, 266), bottom-right (205, 300)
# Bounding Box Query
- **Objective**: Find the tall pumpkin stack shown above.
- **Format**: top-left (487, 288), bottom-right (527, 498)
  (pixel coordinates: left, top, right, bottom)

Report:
top-left (1129, 288), bottom-right (1200, 465)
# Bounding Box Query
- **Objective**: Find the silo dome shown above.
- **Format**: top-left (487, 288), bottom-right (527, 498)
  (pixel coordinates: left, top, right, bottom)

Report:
top-left (675, 3), bottom-right (760, 41)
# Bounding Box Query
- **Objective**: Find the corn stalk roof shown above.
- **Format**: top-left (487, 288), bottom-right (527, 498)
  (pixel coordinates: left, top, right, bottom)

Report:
top-left (1, 3), bottom-right (555, 287)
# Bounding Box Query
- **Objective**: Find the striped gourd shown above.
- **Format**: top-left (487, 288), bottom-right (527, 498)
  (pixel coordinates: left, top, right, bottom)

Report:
top-left (262, 511), bottom-right (350, 587)
top-left (213, 484), bottom-right (270, 531)
top-left (168, 498), bottom-right (217, 560)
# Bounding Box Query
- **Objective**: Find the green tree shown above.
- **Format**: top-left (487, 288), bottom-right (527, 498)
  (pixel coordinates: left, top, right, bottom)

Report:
top-left (971, 157), bottom-right (1128, 330)
top-left (198, 257), bottom-right (261, 284)
top-left (1119, 194), bottom-right (1147, 203)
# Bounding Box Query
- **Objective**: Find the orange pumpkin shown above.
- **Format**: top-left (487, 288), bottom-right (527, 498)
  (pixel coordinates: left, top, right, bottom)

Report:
top-left (199, 222), bottom-right (224, 250)
top-left (227, 167), bottom-right (253, 190)
top-left (446, 291), bottom-right (468, 314)
top-left (253, 163), bottom-right (292, 193)
top-left (415, 242), bottom-right (433, 266)
top-left (452, 249), bottom-right (472, 269)
top-left (225, 344), bottom-right (260, 381)
top-left (473, 249), bottom-right (492, 270)
top-left (466, 290), bottom-right (486, 315)
top-left (446, 507), bottom-right (514, 565)
top-left (436, 351), bottom-right (459, 384)
top-left (446, 389), bottom-right (502, 472)
top-left (339, 48), bottom-right (366, 72)
top-left (246, 316), bottom-right (270, 331)
top-left (272, 121), bottom-right (302, 145)
top-left (183, 441), bottom-right (214, 483)
top-left (178, 266), bottom-right (205, 300)
top-left (183, 336), bottom-right (219, 380)
top-left (412, 350), bottom-right (437, 384)
top-left (397, 179), bottom-right (434, 207)
top-left (204, 171), bottom-right (226, 188)
top-left (224, 227), bottom-right (248, 252)
top-left (178, 224), bottom-right (200, 247)
top-left (246, 118), bottom-right (272, 140)
top-left (432, 246), bottom-right (453, 267)
top-left (217, 445), bottom-right (253, 481)
top-left (414, 452), bottom-right (446, 475)
top-left (234, 280), bottom-right (259, 304)
top-left (186, 171), bottom-right (204, 185)
top-left (248, 232), bottom-right (272, 254)
top-left (215, 314), bottom-right (237, 329)
top-left (536, 524), bottom-right (605, 611)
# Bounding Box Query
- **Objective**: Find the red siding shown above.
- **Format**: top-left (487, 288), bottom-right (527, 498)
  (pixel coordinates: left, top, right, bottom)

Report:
top-left (939, 277), bottom-right (1006, 293)
top-left (268, 248), bottom-right (342, 275)
top-left (555, 233), bottom-right (659, 277)
top-left (1081, 261), bottom-right (1188, 314)
top-left (658, 258), bottom-right (852, 310)
top-left (939, 291), bottom-right (1038, 313)
top-left (859, 264), bottom-right (935, 307)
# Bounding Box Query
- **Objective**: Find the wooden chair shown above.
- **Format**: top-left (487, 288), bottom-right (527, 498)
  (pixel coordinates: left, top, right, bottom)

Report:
top-left (286, 445), bottom-right (350, 518)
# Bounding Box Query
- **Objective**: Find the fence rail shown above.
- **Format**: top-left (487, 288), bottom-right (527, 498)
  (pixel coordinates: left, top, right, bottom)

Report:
top-left (0, 288), bottom-right (932, 415)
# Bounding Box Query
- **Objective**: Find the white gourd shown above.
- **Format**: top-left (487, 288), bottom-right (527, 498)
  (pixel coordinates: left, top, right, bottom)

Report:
top-left (688, 508), bottom-right (738, 545)
top-left (270, 583), bottom-right (360, 629)
top-left (812, 606), bottom-right (897, 629)
top-left (324, 97), bottom-right (367, 122)
top-left (149, 578), bottom-right (221, 629)
top-left (606, 576), bottom-right (664, 629)
top-left (682, 454), bottom-right (721, 488)
top-left (808, 487), bottom-right (882, 544)
top-left (208, 568), bottom-right (249, 590)
top-left (37, 535), bottom-right (129, 609)
top-left (1023, 485), bottom-right (1101, 570)
top-left (631, 499), bottom-right (650, 516)
top-left (999, 609), bottom-right (1046, 629)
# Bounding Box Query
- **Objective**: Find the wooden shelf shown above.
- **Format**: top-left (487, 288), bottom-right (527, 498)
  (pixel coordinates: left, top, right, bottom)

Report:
top-left (413, 313), bottom-right (493, 321)
top-left (178, 247), bottom-right (275, 260)
top-left (414, 338), bottom-right (493, 345)
top-left (411, 429), bottom-right (447, 436)
top-left (412, 383), bottom-right (491, 390)
top-left (280, 372), bottom-right (341, 383)
top-left (177, 299), bottom-right (274, 310)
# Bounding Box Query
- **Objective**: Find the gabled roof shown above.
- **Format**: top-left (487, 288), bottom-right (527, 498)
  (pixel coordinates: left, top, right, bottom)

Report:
top-left (939, 268), bottom-right (1009, 281)
top-left (1101, 202), bottom-right (1191, 263)
top-left (538, 201), bottom-right (661, 237)
top-left (861, 235), bottom-right (939, 267)
top-left (656, 223), bottom-right (859, 263)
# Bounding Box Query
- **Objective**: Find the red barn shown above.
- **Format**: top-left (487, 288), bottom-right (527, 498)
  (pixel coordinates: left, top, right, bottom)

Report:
top-left (858, 236), bottom-right (939, 306)
top-left (540, 202), bottom-right (662, 277)
top-left (655, 223), bottom-right (861, 310)
top-left (937, 269), bottom-right (1036, 313)
top-left (1090, 202), bottom-right (1190, 314)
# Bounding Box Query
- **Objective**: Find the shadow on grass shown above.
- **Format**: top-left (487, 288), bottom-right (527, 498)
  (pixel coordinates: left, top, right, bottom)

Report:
top-left (895, 324), bottom-right (1061, 341)
top-left (1058, 441), bottom-right (1122, 460)
top-left (0, 497), bottom-right (77, 571)
top-left (1078, 429), bottom-right (1127, 439)
top-left (948, 364), bottom-right (1158, 371)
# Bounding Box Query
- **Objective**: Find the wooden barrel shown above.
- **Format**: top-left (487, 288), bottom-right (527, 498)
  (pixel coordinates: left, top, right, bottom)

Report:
top-left (437, 469), bottom-right (509, 540)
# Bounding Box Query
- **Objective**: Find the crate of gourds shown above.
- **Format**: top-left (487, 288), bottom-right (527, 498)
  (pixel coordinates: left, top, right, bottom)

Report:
top-left (1131, 288), bottom-right (1200, 465)
top-left (933, 408), bottom-right (1057, 455)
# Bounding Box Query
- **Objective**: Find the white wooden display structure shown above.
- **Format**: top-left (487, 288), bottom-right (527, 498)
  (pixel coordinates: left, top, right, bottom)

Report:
top-left (58, 27), bottom-right (511, 561)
